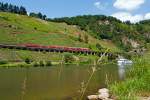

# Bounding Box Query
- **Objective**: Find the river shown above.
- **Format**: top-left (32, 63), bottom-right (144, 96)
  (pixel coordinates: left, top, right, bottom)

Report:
top-left (0, 64), bottom-right (127, 100)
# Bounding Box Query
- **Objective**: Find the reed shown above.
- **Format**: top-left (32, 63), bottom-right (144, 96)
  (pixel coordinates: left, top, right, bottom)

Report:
top-left (79, 49), bottom-right (109, 100)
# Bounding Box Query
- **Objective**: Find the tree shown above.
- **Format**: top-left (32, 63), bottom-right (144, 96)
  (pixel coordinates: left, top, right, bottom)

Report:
top-left (29, 12), bottom-right (47, 20)
top-left (14, 6), bottom-right (19, 13)
top-left (8, 4), bottom-right (13, 12)
top-left (25, 58), bottom-right (31, 64)
top-left (29, 12), bottom-right (38, 18)
top-left (0, 2), bottom-right (4, 11)
top-left (0, 2), bottom-right (27, 15)
top-left (42, 15), bottom-right (47, 20)
top-left (3, 3), bottom-right (8, 12)
top-left (37, 12), bottom-right (42, 19)
top-left (19, 6), bottom-right (27, 15)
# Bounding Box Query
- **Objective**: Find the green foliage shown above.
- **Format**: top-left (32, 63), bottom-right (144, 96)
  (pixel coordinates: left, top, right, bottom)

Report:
top-left (24, 58), bottom-right (31, 64)
top-left (50, 15), bottom-right (150, 51)
top-left (110, 57), bottom-right (150, 99)
top-left (46, 61), bottom-right (52, 66)
top-left (0, 60), bottom-right (8, 65)
top-left (33, 62), bottom-right (39, 67)
top-left (29, 12), bottom-right (47, 20)
top-left (0, 2), bottom-right (27, 15)
top-left (96, 43), bottom-right (103, 51)
top-left (64, 53), bottom-right (75, 63)
top-left (39, 61), bottom-right (45, 66)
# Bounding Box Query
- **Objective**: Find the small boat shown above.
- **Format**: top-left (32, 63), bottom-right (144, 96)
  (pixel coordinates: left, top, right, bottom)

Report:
top-left (117, 58), bottom-right (132, 66)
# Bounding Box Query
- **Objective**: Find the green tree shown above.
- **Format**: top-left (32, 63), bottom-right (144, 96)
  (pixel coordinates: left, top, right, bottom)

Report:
top-left (25, 58), bottom-right (31, 64)
top-left (19, 6), bottom-right (27, 15)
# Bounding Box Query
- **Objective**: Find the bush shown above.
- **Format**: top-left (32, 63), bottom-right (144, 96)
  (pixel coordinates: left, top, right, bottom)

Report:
top-left (64, 53), bottom-right (75, 63)
top-left (33, 62), bottom-right (39, 67)
top-left (96, 43), bottom-right (103, 51)
top-left (25, 58), bottom-right (31, 64)
top-left (39, 61), bottom-right (45, 66)
top-left (0, 60), bottom-right (8, 65)
top-left (46, 61), bottom-right (52, 66)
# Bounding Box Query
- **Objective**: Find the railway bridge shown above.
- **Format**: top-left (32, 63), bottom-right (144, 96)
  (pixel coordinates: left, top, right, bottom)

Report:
top-left (0, 44), bottom-right (117, 58)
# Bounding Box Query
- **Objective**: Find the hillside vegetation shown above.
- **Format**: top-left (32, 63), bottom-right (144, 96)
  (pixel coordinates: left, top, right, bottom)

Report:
top-left (0, 12), bottom-right (119, 50)
top-left (50, 15), bottom-right (150, 51)
top-left (0, 12), bottom-right (120, 62)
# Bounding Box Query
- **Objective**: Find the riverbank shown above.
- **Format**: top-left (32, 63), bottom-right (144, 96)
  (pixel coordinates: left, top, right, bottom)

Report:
top-left (109, 51), bottom-right (150, 99)
top-left (0, 60), bottom-right (109, 68)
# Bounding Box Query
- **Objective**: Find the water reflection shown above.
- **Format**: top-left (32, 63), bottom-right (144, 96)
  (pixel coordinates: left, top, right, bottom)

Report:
top-left (21, 69), bottom-right (28, 100)
top-left (0, 64), bottom-right (127, 100)
top-left (118, 64), bottom-right (125, 80)
top-left (117, 58), bottom-right (132, 80)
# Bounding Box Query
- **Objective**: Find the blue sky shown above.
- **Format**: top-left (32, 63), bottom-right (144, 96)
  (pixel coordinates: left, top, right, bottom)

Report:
top-left (0, 0), bottom-right (150, 23)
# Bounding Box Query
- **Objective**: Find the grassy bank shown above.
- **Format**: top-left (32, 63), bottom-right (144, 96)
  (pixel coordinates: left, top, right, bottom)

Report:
top-left (109, 51), bottom-right (150, 99)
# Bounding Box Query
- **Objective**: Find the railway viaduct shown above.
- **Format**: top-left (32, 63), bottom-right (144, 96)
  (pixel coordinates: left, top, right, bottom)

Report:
top-left (0, 44), bottom-right (117, 58)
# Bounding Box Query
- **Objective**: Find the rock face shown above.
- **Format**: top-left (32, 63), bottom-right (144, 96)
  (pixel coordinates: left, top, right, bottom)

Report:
top-left (87, 88), bottom-right (112, 100)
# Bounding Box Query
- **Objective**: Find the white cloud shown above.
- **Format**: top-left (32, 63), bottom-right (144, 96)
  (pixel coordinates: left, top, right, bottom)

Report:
top-left (111, 12), bottom-right (144, 23)
top-left (113, 0), bottom-right (145, 11)
top-left (144, 13), bottom-right (150, 20)
top-left (94, 1), bottom-right (107, 10)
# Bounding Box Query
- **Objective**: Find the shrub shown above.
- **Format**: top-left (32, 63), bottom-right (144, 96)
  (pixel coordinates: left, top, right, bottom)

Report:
top-left (25, 58), bottom-right (31, 64)
top-left (64, 53), bottom-right (75, 63)
top-left (34, 27), bottom-right (37, 30)
top-left (96, 43), bottom-right (103, 51)
top-left (0, 60), bottom-right (8, 65)
top-left (46, 61), bottom-right (52, 66)
top-left (39, 61), bottom-right (45, 66)
top-left (33, 62), bottom-right (39, 67)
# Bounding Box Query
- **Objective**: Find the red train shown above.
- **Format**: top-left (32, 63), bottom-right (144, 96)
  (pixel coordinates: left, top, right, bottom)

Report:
top-left (18, 43), bottom-right (91, 52)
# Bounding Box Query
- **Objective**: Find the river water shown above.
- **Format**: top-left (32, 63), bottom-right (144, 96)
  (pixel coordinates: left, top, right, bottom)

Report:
top-left (0, 64), bottom-right (127, 100)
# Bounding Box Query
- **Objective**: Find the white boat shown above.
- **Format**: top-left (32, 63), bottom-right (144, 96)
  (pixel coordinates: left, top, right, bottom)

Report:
top-left (117, 58), bottom-right (132, 66)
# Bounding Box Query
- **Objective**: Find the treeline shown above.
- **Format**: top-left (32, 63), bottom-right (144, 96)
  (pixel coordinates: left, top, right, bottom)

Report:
top-left (0, 2), bottom-right (47, 20)
top-left (49, 15), bottom-right (150, 51)
top-left (48, 15), bottom-right (121, 31)
top-left (29, 12), bottom-right (47, 20)
top-left (0, 2), bottom-right (27, 15)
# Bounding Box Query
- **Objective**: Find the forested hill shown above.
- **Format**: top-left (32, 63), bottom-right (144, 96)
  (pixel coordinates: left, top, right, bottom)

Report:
top-left (49, 15), bottom-right (150, 51)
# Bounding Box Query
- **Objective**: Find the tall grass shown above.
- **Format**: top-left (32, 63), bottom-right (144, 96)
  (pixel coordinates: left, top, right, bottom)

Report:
top-left (110, 56), bottom-right (150, 99)
top-left (79, 49), bottom-right (109, 100)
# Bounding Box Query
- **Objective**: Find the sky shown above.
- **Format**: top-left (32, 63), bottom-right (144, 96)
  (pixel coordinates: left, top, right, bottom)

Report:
top-left (0, 0), bottom-right (150, 23)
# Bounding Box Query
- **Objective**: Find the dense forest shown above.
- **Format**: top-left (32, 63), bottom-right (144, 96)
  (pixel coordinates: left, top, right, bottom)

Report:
top-left (49, 16), bottom-right (150, 51)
